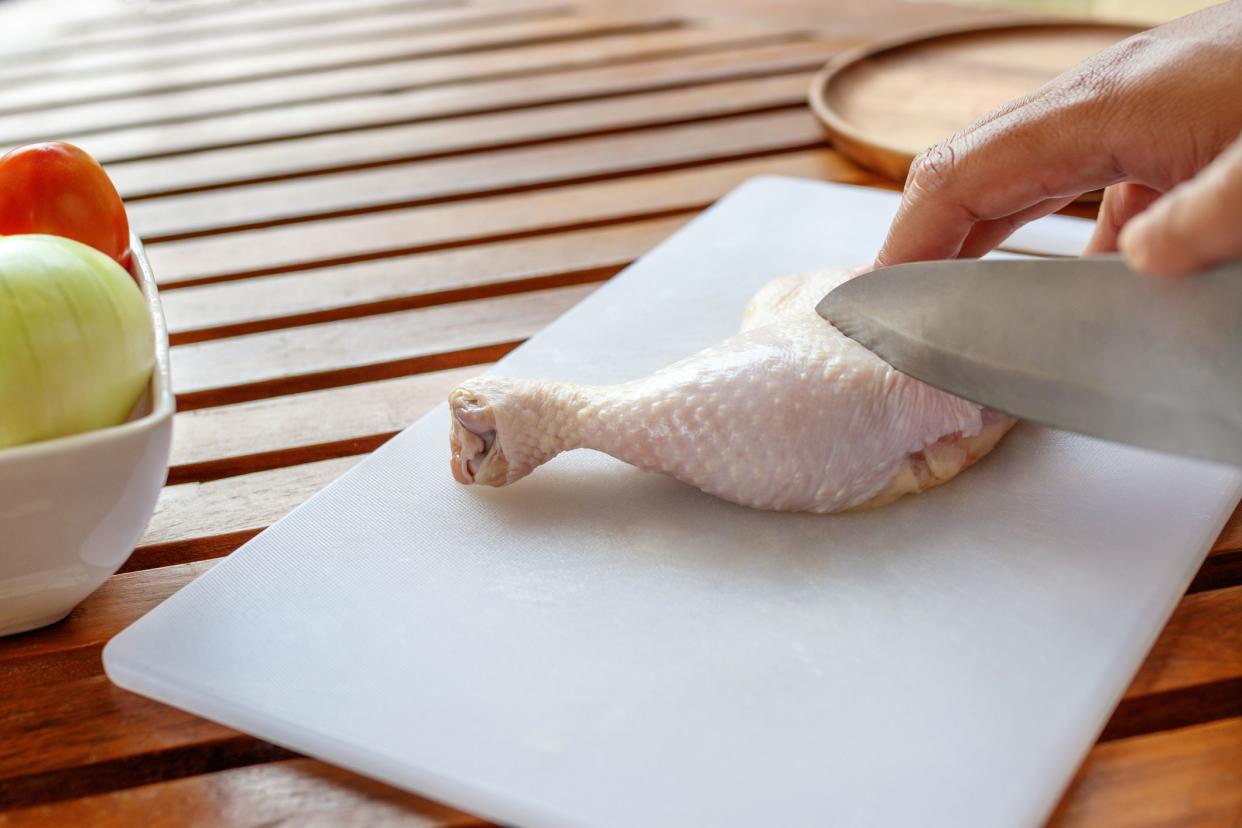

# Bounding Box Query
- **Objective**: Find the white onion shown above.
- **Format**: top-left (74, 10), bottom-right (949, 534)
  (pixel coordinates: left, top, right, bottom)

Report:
top-left (0, 234), bottom-right (153, 449)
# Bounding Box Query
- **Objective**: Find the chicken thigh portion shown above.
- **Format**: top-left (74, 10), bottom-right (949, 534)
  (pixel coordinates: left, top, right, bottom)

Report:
top-left (448, 268), bottom-right (1015, 513)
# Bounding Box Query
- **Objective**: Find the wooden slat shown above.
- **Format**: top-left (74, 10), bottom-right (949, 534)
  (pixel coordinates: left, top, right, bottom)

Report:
top-left (25, 537), bottom-right (1242, 698)
top-left (1124, 586), bottom-right (1242, 697)
top-left (145, 149), bottom-right (868, 285)
top-left (168, 367), bottom-right (488, 484)
top-left (18, 522), bottom-right (1224, 690)
top-left (169, 282), bottom-right (596, 405)
top-left (6, 714), bottom-right (1237, 827)
top-left (133, 493), bottom-right (1242, 690)
top-left (1212, 503), bottom-right (1242, 552)
top-left (0, 672), bottom-right (285, 809)
top-left (137, 467), bottom-right (1242, 695)
top-left (108, 71), bottom-right (817, 198)
top-left (7, 718), bottom-right (1242, 828)
top-left (62, 0), bottom-right (426, 27)
top-left (0, 2), bottom-right (499, 87)
top-left (580, 0), bottom-right (1016, 35)
top-left (0, 553), bottom-right (1233, 786)
top-left (0, 562), bottom-right (215, 692)
top-left (0, 3), bottom-right (1233, 821)
top-left (47, 0), bottom-right (376, 37)
top-left (1197, 504), bottom-right (1242, 593)
top-left (4, 297), bottom-right (1233, 820)
top-left (0, 498), bottom-right (1236, 811)
top-left (129, 108), bottom-right (823, 240)
top-left (0, 5), bottom-right (579, 115)
top-left (0, 567), bottom-right (1238, 819)
top-left (83, 38), bottom-right (836, 164)
top-left (0, 758), bottom-right (486, 828)
top-left (7, 716), bottom-right (1242, 828)
top-left (3, 0), bottom-right (464, 59)
top-left (1104, 585), bottom-right (1242, 740)
top-left (136, 457), bottom-right (364, 568)
top-left (0, 20), bottom-right (781, 146)
top-left (32, 0), bottom-right (243, 37)
top-left (1048, 716), bottom-right (1242, 827)
top-left (1190, 551), bottom-right (1242, 597)
top-left (160, 217), bottom-right (683, 341)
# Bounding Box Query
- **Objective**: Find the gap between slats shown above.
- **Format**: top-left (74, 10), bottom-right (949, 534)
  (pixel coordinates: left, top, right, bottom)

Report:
top-left (1187, 550), bottom-right (1242, 594)
top-left (1101, 678), bottom-right (1242, 742)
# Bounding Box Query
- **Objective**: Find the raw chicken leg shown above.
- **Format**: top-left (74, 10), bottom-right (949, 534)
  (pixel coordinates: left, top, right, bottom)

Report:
top-left (448, 268), bottom-right (1015, 513)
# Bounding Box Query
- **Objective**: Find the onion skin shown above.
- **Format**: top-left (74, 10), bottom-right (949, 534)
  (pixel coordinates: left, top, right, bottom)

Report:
top-left (0, 234), bottom-right (154, 449)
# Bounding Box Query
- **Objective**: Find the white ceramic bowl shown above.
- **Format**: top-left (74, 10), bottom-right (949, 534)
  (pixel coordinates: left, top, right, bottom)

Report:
top-left (0, 235), bottom-right (173, 636)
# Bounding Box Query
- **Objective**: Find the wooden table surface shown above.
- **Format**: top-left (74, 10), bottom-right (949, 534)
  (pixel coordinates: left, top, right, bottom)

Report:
top-left (0, 1), bottom-right (1239, 825)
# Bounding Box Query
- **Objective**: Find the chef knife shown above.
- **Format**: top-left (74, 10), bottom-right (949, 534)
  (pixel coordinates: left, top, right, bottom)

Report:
top-left (816, 256), bottom-right (1242, 466)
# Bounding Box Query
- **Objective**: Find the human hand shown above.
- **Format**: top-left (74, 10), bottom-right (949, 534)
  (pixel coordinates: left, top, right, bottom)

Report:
top-left (874, 1), bottom-right (1242, 270)
top-left (1095, 133), bottom-right (1242, 275)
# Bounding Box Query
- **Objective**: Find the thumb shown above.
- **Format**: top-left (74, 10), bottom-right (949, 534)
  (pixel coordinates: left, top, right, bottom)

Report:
top-left (1120, 135), bottom-right (1242, 276)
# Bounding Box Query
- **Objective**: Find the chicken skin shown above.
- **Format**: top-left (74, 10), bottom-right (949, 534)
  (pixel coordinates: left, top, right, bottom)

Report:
top-left (448, 268), bottom-right (1014, 513)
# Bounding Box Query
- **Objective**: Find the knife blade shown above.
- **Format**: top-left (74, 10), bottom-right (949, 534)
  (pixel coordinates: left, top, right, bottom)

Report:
top-left (816, 256), bottom-right (1242, 466)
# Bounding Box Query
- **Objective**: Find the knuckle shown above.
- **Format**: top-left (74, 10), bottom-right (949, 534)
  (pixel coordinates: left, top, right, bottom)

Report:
top-left (1056, 33), bottom-right (1151, 104)
top-left (1056, 56), bottom-right (1119, 103)
top-left (907, 142), bottom-right (959, 195)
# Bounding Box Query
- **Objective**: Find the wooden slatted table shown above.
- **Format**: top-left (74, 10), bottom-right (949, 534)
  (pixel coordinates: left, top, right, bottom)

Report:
top-left (1, 1), bottom-right (1239, 825)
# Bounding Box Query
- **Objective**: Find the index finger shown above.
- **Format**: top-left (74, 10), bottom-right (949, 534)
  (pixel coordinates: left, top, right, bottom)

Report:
top-left (874, 89), bottom-right (1122, 267)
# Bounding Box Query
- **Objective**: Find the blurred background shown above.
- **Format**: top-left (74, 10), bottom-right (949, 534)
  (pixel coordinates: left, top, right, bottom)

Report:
top-left (0, 0), bottom-right (1223, 40)
top-left (580, 0), bottom-right (1220, 25)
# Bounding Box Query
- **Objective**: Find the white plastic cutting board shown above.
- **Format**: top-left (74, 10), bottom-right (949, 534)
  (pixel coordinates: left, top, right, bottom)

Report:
top-left (106, 177), bottom-right (1242, 828)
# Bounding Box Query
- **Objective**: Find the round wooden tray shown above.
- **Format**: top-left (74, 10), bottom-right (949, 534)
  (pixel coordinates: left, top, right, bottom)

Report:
top-left (809, 20), bottom-right (1141, 185)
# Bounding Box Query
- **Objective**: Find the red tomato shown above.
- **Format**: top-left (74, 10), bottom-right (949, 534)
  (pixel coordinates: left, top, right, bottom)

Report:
top-left (0, 142), bottom-right (131, 269)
